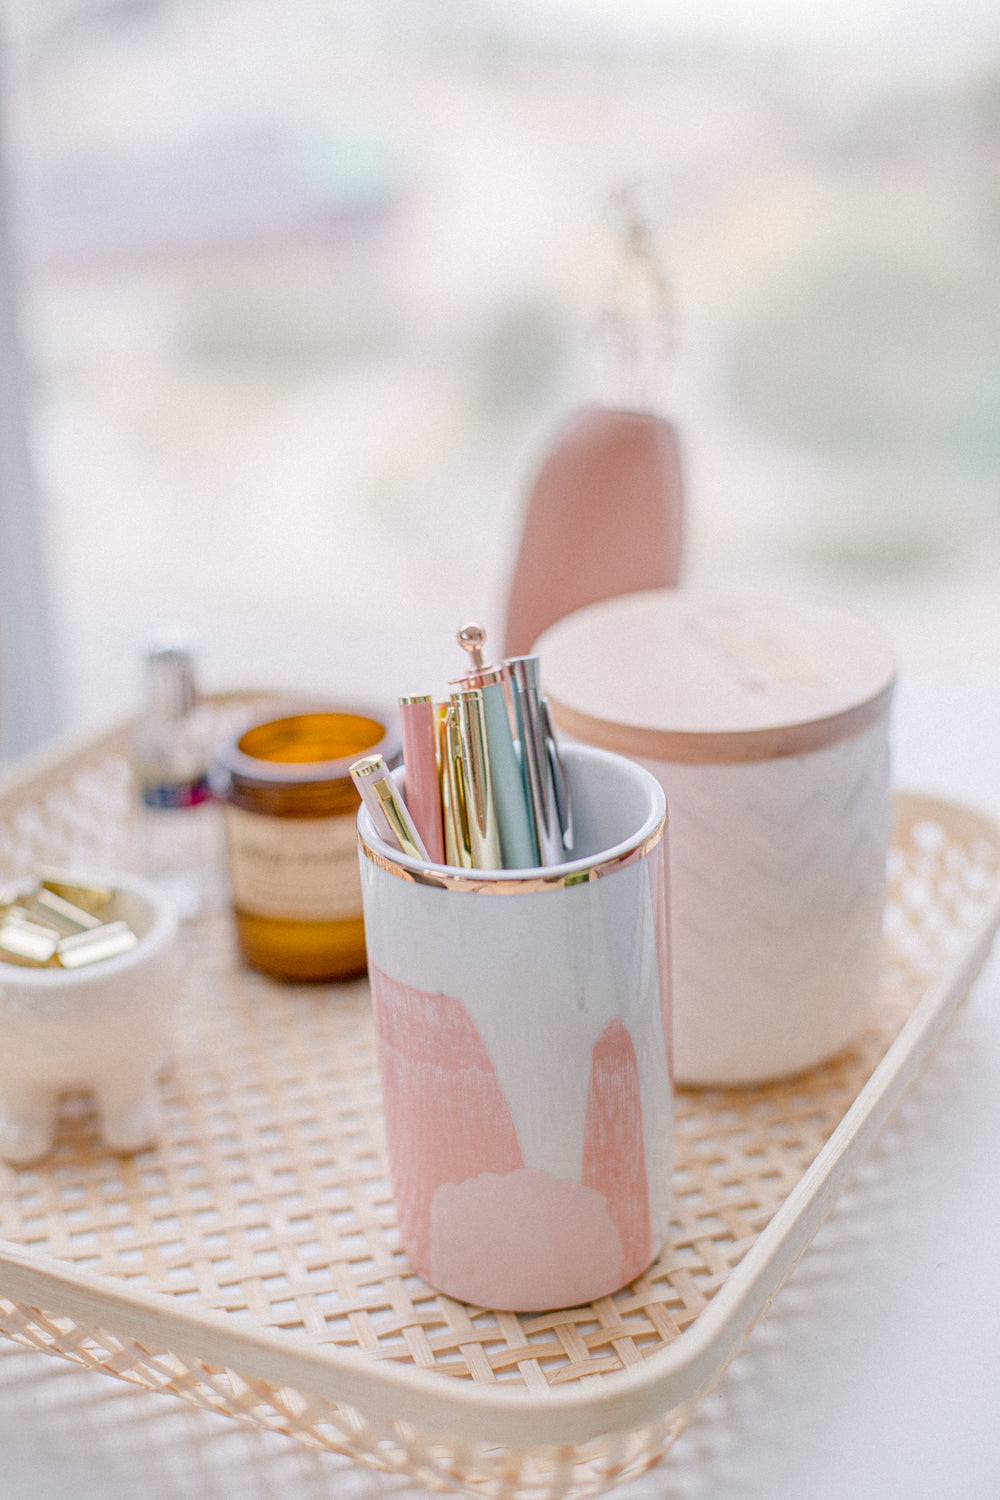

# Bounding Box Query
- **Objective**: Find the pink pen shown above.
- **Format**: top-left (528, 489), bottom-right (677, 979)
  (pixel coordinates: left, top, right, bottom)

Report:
top-left (398, 695), bottom-right (445, 864)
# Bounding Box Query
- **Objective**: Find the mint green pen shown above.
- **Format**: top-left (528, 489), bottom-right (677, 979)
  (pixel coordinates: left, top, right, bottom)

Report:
top-left (454, 625), bottom-right (539, 868)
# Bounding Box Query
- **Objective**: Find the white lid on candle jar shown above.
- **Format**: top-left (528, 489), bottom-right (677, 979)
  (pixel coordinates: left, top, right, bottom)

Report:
top-left (535, 589), bottom-right (896, 764)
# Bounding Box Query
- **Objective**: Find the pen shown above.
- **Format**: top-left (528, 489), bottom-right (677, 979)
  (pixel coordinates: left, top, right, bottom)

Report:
top-left (398, 695), bottom-right (445, 864)
top-left (542, 695), bottom-right (573, 856)
top-left (452, 687), bottom-right (503, 869)
top-left (504, 655), bottom-right (568, 866)
top-left (351, 755), bottom-right (430, 862)
top-left (452, 624), bottom-right (539, 868)
top-left (439, 703), bottom-right (473, 867)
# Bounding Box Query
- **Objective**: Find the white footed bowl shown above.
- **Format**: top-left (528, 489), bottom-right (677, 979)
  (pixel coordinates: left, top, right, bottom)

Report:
top-left (0, 870), bottom-right (180, 1164)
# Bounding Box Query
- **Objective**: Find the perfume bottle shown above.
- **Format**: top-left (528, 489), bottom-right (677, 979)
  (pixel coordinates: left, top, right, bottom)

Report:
top-left (133, 635), bottom-right (220, 919)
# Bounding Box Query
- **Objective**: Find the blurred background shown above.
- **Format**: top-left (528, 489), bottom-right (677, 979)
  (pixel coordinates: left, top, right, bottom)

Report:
top-left (1, 0), bottom-right (998, 756)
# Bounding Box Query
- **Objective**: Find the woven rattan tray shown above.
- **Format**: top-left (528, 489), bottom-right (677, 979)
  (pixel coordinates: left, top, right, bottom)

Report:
top-left (1, 698), bottom-right (999, 1499)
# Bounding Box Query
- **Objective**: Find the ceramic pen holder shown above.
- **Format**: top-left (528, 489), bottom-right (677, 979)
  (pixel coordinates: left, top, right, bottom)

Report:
top-left (357, 743), bottom-right (672, 1312)
top-left (537, 589), bottom-right (897, 1086)
top-left (0, 870), bottom-right (180, 1165)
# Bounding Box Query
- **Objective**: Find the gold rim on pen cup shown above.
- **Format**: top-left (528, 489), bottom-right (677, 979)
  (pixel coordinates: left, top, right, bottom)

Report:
top-left (357, 743), bottom-right (667, 894)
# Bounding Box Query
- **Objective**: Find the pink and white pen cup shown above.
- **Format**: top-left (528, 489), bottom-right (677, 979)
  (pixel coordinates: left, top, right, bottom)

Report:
top-left (356, 743), bottom-right (673, 1312)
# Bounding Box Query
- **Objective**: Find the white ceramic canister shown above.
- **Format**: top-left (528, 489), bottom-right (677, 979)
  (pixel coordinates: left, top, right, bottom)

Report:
top-left (357, 744), bottom-right (672, 1313)
top-left (535, 590), bottom-right (896, 1087)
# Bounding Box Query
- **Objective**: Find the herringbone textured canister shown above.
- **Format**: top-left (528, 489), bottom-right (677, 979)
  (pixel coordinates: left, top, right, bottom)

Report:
top-left (536, 589), bottom-right (896, 1084)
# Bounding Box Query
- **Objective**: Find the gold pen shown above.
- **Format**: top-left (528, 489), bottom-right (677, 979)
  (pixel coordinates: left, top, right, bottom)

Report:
top-left (452, 686), bottom-right (503, 870)
top-left (439, 703), bottom-right (473, 868)
top-left (451, 622), bottom-right (539, 868)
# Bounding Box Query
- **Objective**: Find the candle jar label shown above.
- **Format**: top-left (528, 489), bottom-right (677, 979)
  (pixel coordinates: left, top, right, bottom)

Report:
top-left (223, 806), bottom-right (361, 923)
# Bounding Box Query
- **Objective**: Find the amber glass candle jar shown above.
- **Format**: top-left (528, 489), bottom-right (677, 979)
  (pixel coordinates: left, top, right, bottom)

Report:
top-left (214, 706), bottom-right (400, 981)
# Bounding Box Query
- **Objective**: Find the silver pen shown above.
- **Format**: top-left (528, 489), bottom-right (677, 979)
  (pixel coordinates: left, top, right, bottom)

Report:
top-left (542, 695), bottom-right (573, 856)
top-left (503, 656), bottom-right (569, 866)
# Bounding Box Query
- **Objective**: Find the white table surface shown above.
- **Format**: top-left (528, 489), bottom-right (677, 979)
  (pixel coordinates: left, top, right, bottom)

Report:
top-left (1, 672), bottom-right (999, 1500)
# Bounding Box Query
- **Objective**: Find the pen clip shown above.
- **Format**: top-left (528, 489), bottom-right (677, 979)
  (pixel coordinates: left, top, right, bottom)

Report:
top-left (372, 777), bottom-right (429, 861)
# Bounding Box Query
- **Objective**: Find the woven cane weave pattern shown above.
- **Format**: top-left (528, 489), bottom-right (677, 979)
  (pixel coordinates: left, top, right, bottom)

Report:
top-left (0, 946), bottom-right (889, 1383)
top-left (0, 710), bottom-right (998, 1498)
top-left (0, 1286), bottom-right (688, 1498)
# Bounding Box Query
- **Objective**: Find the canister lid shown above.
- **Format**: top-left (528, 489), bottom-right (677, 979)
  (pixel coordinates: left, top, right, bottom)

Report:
top-left (535, 590), bottom-right (896, 764)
